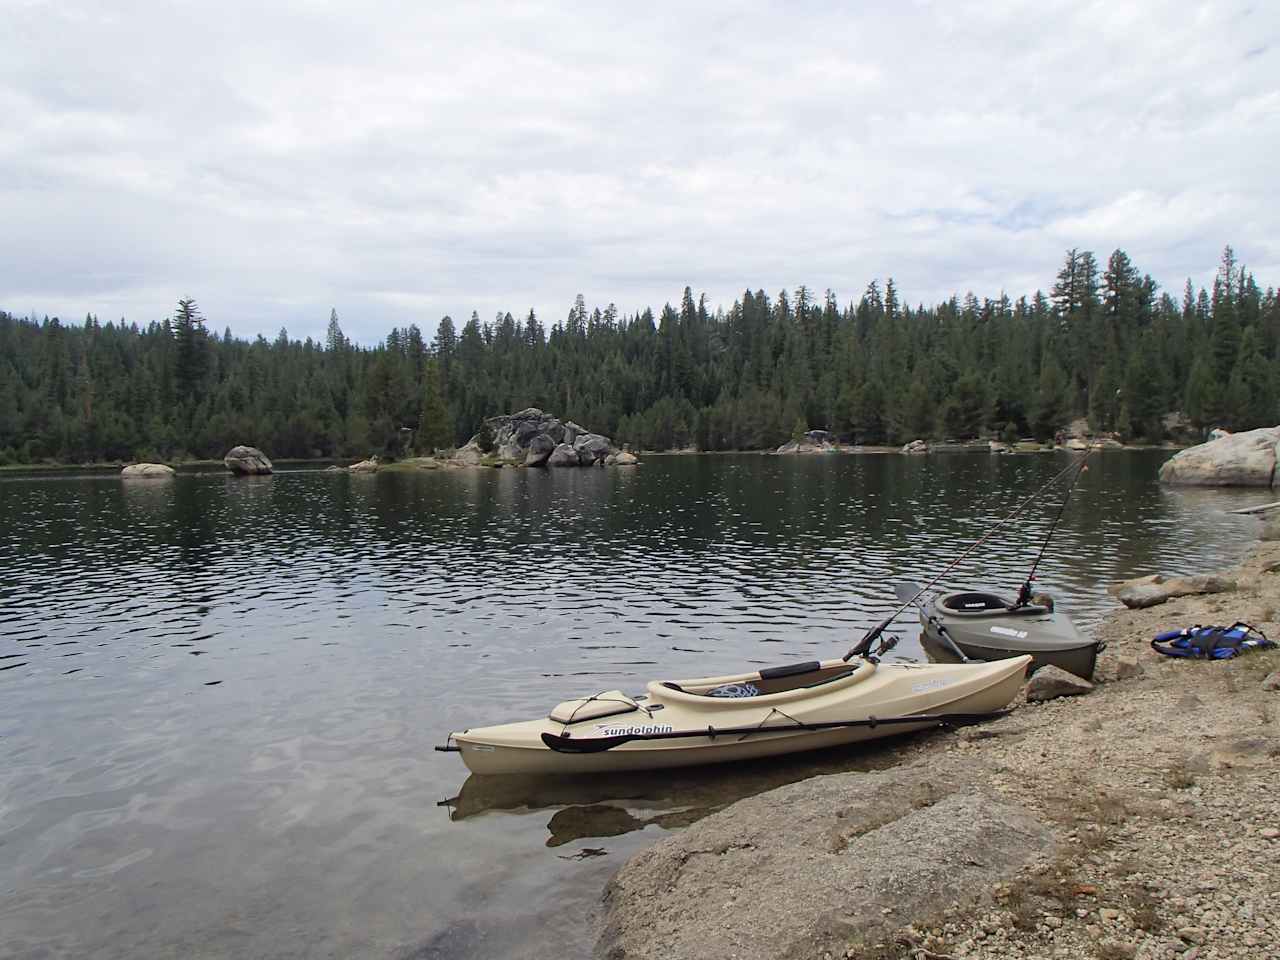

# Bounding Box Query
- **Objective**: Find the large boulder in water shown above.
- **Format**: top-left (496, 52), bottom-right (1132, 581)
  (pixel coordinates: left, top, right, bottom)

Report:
top-left (224, 445), bottom-right (273, 475)
top-left (464, 409), bottom-right (618, 466)
top-left (775, 432), bottom-right (835, 455)
top-left (1158, 426), bottom-right (1280, 487)
top-left (525, 433), bottom-right (556, 467)
top-left (121, 463), bottom-right (174, 479)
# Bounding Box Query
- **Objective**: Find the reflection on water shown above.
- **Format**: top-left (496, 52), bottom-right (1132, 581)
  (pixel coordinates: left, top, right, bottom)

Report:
top-left (0, 452), bottom-right (1269, 959)
top-left (440, 732), bottom-right (911, 848)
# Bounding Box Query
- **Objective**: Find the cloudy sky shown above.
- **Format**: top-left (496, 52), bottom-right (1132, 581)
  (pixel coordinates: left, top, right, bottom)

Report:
top-left (3, 1), bottom-right (1277, 344)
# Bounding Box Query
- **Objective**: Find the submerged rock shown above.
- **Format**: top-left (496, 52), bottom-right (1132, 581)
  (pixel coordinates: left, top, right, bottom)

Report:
top-left (121, 463), bottom-right (174, 479)
top-left (1158, 426), bottom-right (1280, 487)
top-left (223, 445), bottom-right (273, 475)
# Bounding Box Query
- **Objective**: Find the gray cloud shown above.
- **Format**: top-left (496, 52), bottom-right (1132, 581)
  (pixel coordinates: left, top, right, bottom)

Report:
top-left (2, 0), bottom-right (1277, 343)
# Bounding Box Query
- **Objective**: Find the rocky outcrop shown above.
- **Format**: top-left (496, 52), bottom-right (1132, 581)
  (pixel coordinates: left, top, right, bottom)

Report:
top-left (223, 445), bottom-right (273, 475)
top-left (572, 432), bottom-right (611, 465)
top-left (599, 765), bottom-right (1053, 960)
top-left (454, 441), bottom-right (485, 464)
top-left (1158, 426), bottom-right (1280, 487)
top-left (121, 463), bottom-right (175, 479)
top-left (348, 458), bottom-right (379, 473)
top-left (1108, 572), bottom-right (1236, 609)
top-left (547, 443), bottom-right (579, 467)
top-left (463, 408), bottom-right (626, 467)
top-left (524, 433), bottom-right (555, 467)
top-left (776, 431), bottom-right (836, 455)
top-left (901, 438), bottom-right (928, 454)
top-left (1025, 665), bottom-right (1093, 701)
top-left (607, 450), bottom-right (639, 465)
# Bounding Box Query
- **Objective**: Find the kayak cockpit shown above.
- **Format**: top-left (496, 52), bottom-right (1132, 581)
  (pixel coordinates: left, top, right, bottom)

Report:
top-left (547, 660), bottom-right (873, 727)
top-left (938, 591), bottom-right (1050, 617)
top-left (646, 657), bottom-right (874, 705)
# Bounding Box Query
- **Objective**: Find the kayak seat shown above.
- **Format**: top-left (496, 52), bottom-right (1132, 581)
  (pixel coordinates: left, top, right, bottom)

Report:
top-left (942, 592), bottom-right (1009, 612)
top-left (759, 660), bottom-right (822, 680)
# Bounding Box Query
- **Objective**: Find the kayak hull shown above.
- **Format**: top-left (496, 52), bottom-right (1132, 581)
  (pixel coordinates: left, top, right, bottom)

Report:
top-left (920, 591), bottom-right (1101, 680)
top-left (445, 656), bottom-right (1030, 776)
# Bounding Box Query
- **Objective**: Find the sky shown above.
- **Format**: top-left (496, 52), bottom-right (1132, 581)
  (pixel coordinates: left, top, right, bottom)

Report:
top-left (2, 0), bottom-right (1278, 345)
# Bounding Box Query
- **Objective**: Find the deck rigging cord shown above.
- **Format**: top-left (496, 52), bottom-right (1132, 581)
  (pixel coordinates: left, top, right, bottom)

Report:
top-left (844, 446), bottom-right (1096, 661)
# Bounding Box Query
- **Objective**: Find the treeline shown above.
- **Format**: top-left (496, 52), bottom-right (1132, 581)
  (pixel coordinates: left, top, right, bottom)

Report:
top-left (0, 246), bottom-right (1276, 465)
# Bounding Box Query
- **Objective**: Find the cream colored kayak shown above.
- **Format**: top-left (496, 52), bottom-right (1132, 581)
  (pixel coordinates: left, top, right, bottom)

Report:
top-left (439, 655), bottom-right (1030, 775)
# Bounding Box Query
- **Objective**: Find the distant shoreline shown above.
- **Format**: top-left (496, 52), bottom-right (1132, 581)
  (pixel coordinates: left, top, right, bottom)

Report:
top-left (0, 444), bottom-right (1186, 475)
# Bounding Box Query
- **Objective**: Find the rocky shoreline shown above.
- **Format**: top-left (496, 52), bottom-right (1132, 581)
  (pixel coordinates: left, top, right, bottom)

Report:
top-left (599, 543), bottom-right (1280, 960)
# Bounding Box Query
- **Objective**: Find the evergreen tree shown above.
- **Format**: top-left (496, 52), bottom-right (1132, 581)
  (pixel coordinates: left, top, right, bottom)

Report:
top-left (0, 244), bottom-right (1271, 464)
top-left (417, 359), bottom-right (452, 452)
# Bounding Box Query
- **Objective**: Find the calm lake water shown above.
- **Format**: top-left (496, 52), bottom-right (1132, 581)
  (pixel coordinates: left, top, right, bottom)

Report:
top-left (0, 452), bottom-right (1269, 959)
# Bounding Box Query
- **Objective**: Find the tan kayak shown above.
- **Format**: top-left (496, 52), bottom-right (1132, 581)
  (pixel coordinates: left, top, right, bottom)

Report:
top-left (438, 654), bottom-right (1031, 776)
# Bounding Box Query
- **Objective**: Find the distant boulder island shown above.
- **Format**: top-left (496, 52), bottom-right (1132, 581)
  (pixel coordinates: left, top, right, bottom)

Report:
top-left (454, 408), bottom-right (638, 467)
top-left (121, 462), bottom-right (175, 479)
top-left (224, 445), bottom-right (274, 475)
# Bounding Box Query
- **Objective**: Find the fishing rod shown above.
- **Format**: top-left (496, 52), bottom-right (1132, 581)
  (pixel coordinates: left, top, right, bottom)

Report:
top-left (844, 448), bottom-right (1094, 661)
top-left (1012, 442), bottom-right (1095, 607)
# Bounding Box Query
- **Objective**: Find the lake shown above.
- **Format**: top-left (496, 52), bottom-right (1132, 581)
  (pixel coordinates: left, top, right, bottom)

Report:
top-left (0, 451), bottom-right (1268, 959)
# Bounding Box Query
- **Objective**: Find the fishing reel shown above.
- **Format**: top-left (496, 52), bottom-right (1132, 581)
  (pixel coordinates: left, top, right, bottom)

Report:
top-left (843, 620), bottom-right (899, 663)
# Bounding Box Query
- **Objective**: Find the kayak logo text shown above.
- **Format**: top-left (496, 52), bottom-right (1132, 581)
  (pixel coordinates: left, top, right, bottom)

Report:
top-left (910, 678), bottom-right (951, 694)
top-left (989, 625), bottom-right (1029, 639)
top-left (595, 722), bottom-right (674, 736)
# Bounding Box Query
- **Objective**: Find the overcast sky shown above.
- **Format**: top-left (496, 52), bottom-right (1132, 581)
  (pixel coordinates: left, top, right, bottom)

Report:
top-left (3, 1), bottom-right (1277, 345)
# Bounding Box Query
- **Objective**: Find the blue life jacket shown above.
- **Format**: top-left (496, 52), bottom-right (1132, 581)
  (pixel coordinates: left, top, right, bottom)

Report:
top-left (1151, 621), bottom-right (1274, 659)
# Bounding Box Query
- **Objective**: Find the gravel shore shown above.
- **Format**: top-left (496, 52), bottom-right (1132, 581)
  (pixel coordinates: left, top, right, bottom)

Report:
top-left (601, 542), bottom-right (1280, 960)
top-left (847, 541), bottom-right (1280, 960)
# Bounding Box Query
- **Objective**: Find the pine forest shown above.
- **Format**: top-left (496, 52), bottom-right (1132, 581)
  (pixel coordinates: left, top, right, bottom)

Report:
top-left (1, 245), bottom-right (1276, 465)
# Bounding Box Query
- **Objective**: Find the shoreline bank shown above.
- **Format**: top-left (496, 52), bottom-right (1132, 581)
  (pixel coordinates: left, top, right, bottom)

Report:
top-left (599, 543), bottom-right (1280, 960)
